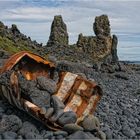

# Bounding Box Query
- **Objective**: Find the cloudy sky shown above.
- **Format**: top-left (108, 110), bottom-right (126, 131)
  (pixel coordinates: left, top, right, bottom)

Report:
top-left (0, 0), bottom-right (140, 61)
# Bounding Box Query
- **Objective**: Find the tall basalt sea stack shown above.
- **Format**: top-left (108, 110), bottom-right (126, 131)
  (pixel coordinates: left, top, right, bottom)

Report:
top-left (47, 15), bottom-right (69, 47)
top-left (46, 14), bottom-right (118, 66)
top-left (77, 15), bottom-right (118, 64)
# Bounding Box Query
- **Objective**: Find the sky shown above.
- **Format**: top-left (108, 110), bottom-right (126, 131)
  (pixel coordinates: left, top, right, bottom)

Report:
top-left (0, 0), bottom-right (140, 61)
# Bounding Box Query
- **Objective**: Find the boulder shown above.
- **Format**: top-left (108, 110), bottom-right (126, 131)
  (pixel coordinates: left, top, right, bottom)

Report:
top-left (2, 131), bottom-right (17, 139)
top-left (67, 131), bottom-right (98, 139)
top-left (0, 115), bottom-right (22, 133)
top-left (37, 76), bottom-right (57, 94)
top-left (81, 115), bottom-right (100, 131)
top-left (18, 121), bottom-right (39, 136)
top-left (57, 111), bottom-right (77, 126)
top-left (63, 124), bottom-right (84, 134)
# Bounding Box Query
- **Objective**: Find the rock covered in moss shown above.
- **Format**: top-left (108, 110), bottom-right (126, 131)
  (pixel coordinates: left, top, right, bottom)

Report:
top-left (47, 15), bottom-right (69, 46)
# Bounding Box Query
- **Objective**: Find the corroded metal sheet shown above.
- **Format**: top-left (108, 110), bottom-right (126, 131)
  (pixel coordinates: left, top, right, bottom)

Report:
top-left (0, 51), bottom-right (55, 80)
top-left (56, 72), bottom-right (103, 124)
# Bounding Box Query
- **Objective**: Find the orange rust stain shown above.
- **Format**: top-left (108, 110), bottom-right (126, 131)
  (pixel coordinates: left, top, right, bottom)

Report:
top-left (0, 51), bottom-right (55, 74)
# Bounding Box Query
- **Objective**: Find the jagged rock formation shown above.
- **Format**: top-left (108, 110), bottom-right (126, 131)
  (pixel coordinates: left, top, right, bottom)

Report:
top-left (47, 15), bottom-right (68, 47)
top-left (46, 14), bottom-right (118, 67)
top-left (77, 15), bottom-right (118, 64)
top-left (93, 15), bottom-right (110, 37)
top-left (0, 21), bottom-right (45, 56)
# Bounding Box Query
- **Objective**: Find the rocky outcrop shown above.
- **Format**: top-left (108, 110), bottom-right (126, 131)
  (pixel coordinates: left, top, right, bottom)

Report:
top-left (93, 15), bottom-right (111, 38)
top-left (47, 15), bottom-right (68, 47)
top-left (77, 15), bottom-right (118, 65)
top-left (46, 15), bottom-right (118, 67)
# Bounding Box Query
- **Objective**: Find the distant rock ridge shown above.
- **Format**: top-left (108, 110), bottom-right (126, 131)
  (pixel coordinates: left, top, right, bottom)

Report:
top-left (46, 15), bottom-right (118, 66)
top-left (0, 21), bottom-right (45, 57)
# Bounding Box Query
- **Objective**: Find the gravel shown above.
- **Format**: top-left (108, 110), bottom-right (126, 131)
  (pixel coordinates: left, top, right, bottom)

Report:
top-left (0, 61), bottom-right (139, 139)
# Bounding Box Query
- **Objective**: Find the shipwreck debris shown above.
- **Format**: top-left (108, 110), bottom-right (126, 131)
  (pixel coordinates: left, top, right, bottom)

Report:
top-left (0, 51), bottom-right (103, 130)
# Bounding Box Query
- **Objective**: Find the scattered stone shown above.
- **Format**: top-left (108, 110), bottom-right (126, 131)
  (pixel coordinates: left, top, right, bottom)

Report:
top-left (50, 109), bottom-right (64, 122)
top-left (115, 73), bottom-right (129, 80)
top-left (81, 115), bottom-right (100, 131)
top-left (24, 132), bottom-right (43, 139)
top-left (97, 130), bottom-right (106, 140)
top-left (16, 135), bottom-right (23, 140)
top-left (67, 130), bottom-right (98, 139)
top-left (136, 88), bottom-right (140, 95)
top-left (37, 76), bottom-right (57, 94)
top-left (122, 128), bottom-right (136, 138)
top-left (63, 124), bottom-right (84, 134)
top-left (42, 131), bottom-right (54, 139)
top-left (51, 95), bottom-right (65, 109)
top-left (57, 111), bottom-right (77, 126)
top-left (0, 115), bottom-right (22, 133)
top-left (18, 121), bottom-right (39, 136)
top-left (2, 131), bottom-right (17, 139)
top-left (28, 89), bottom-right (51, 108)
top-left (44, 107), bottom-right (54, 118)
top-left (55, 135), bottom-right (64, 139)
top-left (53, 130), bottom-right (68, 137)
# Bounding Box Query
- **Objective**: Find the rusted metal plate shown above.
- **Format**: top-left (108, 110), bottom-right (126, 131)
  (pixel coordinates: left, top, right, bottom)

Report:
top-left (55, 72), bottom-right (103, 124)
top-left (0, 51), bottom-right (55, 80)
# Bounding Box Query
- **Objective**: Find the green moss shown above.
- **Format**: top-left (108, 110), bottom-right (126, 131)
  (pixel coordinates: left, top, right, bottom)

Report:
top-left (0, 36), bottom-right (19, 53)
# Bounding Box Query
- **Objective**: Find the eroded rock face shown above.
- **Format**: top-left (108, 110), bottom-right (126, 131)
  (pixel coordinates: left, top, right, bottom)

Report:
top-left (93, 15), bottom-right (111, 37)
top-left (46, 14), bottom-right (118, 68)
top-left (47, 15), bottom-right (68, 46)
top-left (77, 14), bottom-right (118, 65)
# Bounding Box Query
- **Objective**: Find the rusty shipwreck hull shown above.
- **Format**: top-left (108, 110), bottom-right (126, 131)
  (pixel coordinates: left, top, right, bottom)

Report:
top-left (0, 51), bottom-right (103, 130)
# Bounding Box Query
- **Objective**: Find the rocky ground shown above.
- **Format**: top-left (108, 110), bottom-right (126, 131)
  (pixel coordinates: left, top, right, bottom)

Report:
top-left (90, 65), bottom-right (140, 139)
top-left (0, 56), bottom-right (140, 139)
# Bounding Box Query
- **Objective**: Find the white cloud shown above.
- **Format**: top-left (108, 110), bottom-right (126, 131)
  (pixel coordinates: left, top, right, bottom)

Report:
top-left (0, 0), bottom-right (140, 61)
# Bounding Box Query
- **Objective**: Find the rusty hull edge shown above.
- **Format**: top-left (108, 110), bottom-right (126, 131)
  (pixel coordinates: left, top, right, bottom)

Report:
top-left (0, 51), bottom-right (55, 74)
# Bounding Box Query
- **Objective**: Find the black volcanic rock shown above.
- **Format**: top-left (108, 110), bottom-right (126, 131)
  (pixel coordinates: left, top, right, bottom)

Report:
top-left (47, 15), bottom-right (68, 46)
top-left (112, 35), bottom-right (118, 62)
